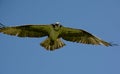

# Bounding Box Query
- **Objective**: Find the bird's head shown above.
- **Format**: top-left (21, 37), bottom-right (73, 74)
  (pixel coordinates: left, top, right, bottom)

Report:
top-left (52, 22), bottom-right (62, 31)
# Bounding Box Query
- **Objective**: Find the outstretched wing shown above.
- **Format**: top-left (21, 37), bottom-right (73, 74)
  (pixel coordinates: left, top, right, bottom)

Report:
top-left (0, 24), bottom-right (51, 38)
top-left (60, 27), bottom-right (112, 46)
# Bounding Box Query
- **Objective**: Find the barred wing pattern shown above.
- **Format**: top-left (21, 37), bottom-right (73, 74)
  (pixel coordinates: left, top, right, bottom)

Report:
top-left (60, 27), bottom-right (112, 46)
top-left (0, 25), bottom-right (51, 38)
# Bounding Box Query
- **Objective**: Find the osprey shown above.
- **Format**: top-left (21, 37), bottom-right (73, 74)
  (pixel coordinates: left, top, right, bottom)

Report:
top-left (0, 22), bottom-right (112, 51)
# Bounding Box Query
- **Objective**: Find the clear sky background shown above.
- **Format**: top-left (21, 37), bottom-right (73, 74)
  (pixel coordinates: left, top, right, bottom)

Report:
top-left (0, 0), bottom-right (120, 74)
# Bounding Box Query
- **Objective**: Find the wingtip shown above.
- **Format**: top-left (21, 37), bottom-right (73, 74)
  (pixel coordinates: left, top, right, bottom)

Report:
top-left (0, 23), bottom-right (6, 28)
top-left (102, 42), bottom-right (119, 47)
top-left (99, 40), bottom-right (116, 47)
top-left (109, 42), bottom-right (119, 46)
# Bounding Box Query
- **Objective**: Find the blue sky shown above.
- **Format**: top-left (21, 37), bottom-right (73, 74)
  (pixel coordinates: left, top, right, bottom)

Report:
top-left (0, 0), bottom-right (120, 74)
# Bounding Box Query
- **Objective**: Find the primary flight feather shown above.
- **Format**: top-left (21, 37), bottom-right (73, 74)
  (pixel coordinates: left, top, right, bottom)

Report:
top-left (0, 22), bottom-right (112, 51)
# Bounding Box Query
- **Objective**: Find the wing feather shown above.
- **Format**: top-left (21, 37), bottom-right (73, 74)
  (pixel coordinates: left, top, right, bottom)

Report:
top-left (0, 24), bottom-right (51, 37)
top-left (60, 27), bottom-right (112, 46)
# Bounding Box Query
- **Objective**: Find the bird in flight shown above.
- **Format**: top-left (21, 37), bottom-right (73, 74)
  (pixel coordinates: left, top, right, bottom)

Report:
top-left (0, 22), bottom-right (112, 51)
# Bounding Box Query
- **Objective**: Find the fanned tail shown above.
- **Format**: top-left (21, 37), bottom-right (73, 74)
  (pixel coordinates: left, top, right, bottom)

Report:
top-left (40, 38), bottom-right (65, 51)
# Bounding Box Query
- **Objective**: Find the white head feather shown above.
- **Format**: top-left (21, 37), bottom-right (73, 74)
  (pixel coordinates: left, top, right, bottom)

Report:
top-left (55, 22), bottom-right (60, 24)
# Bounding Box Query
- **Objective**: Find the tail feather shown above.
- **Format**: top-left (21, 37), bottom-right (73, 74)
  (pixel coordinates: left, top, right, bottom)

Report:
top-left (40, 38), bottom-right (65, 51)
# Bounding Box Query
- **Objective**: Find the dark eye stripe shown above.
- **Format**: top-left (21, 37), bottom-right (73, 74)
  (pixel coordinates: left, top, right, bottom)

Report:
top-left (51, 23), bottom-right (62, 28)
top-left (52, 24), bottom-right (55, 28)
